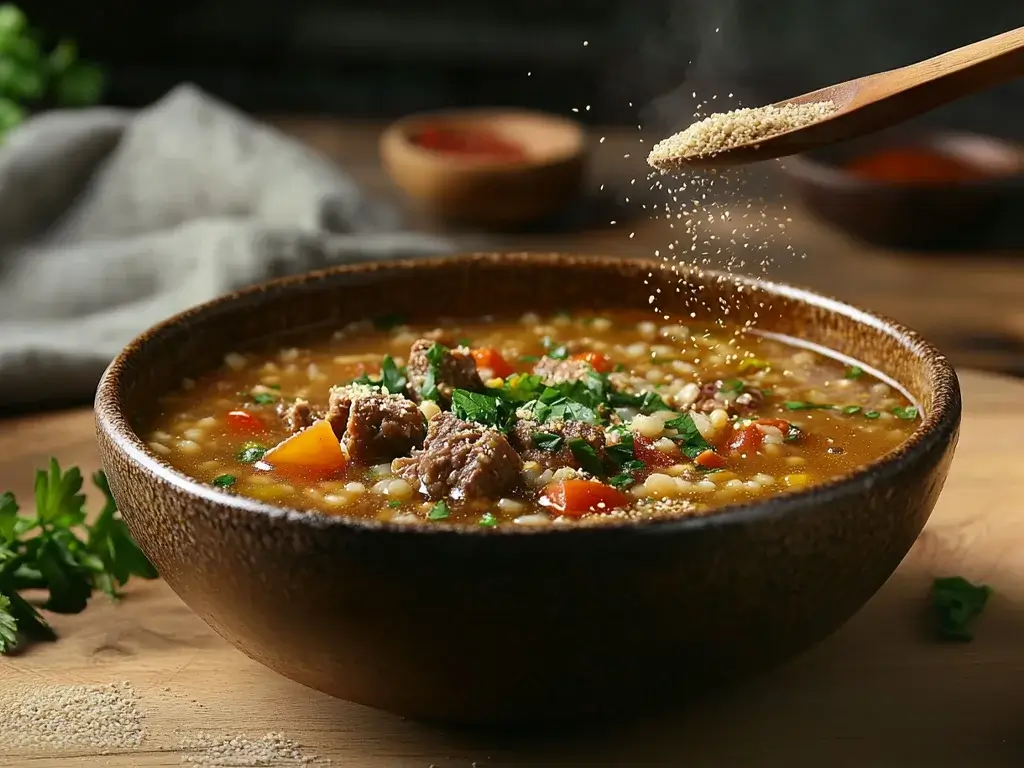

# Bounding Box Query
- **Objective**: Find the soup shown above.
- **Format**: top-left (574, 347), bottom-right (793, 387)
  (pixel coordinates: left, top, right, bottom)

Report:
top-left (145, 311), bottom-right (920, 527)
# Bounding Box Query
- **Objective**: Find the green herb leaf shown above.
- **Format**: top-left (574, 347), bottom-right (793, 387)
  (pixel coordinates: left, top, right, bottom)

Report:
top-left (54, 61), bottom-right (104, 107)
top-left (783, 401), bottom-right (835, 411)
top-left (542, 337), bottom-right (570, 360)
top-left (893, 406), bottom-right (919, 421)
top-left (844, 365), bottom-right (864, 380)
top-left (532, 432), bottom-right (564, 452)
top-left (567, 439), bottom-right (605, 477)
top-left (607, 472), bottom-right (635, 489)
top-left (0, 491), bottom-right (17, 543)
top-left (252, 392), bottom-right (276, 405)
top-left (932, 576), bottom-right (992, 641)
top-left (236, 443), bottom-right (266, 464)
top-left (0, 594), bottom-right (17, 653)
top-left (718, 379), bottom-right (745, 394)
top-left (864, 410), bottom-right (880, 420)
top-left (451, 389), bottom-right (516, 431)
top-left (738, 358), bottom-right (769, 373)
top-left (605, 434), bottom-right (636, 466)
top-left (519, 355), bottom-right (539, 364)
top-left (663, 413), bottom-right (711, 458)
top-left (419, 343), bottom-right (448, 402)
top-left (427, 501), bottom-right (450, 521)
top-left (387, 500), bottom-right (402, 509)
top-left (379, 355), bottom-right (408, 394)
top-left (841, 405), bottom-right (862, 415)
top-left (212, 474), bottom-right (237, 488)
top-left (478, 512), bottom-right (498, 528)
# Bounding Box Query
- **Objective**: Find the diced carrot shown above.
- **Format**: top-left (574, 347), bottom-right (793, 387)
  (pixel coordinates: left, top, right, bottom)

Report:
top-left (694, 449), bottom-right (726, 469)
top-left (471, 347), bottom-right (515, 379)
top-left (571, 351), bottom-right (613, 374)
top-left (226, 410), bottom-right (265, 435)
top-left (262, 419), bottom-right (347, 479)
top-left (539, 479), bottom-right (631, 518)
top-left (631, 434), bottom-right (677, 468)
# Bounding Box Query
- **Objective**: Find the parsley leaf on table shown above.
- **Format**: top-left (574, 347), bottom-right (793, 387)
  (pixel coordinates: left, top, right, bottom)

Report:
top-left (0, 459), bottom-right (157, 654)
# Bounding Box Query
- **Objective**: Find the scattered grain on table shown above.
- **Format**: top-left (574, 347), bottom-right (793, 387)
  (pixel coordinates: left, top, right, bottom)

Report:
top-left (0, 680), bottom-right (144, 753)
top-left (647, 101), bottom-right (837, 169)
top-left (179, 731), bottom-right (325, 766)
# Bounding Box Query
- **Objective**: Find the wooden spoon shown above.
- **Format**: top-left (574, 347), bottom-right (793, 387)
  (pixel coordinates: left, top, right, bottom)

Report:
top-left (649, 26), bottom-right (1024, 171)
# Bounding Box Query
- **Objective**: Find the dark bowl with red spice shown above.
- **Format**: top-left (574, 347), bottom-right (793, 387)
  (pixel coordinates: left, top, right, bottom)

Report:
top-left (780, 130), bottom-right (1024, 250)
top-left (380, 108), bottom-right (587, 228)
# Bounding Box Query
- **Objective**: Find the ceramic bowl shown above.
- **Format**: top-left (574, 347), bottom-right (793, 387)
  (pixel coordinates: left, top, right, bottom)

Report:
top-left (95, 253), bottom-right (961, 725)
top-left (379, 108), bottom-right (586, 227)
top-left (780, 130), bottom-right (1024, 249)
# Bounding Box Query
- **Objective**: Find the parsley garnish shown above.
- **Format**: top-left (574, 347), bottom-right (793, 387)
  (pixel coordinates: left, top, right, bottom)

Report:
top-left (784, 401), bottom-right (835, 411)
top-left (427, 501), bottom-right (450, 521)
top-left (236, 443), bottom-right (266, 464)
top-left (252, 392), bottom-right (276, 405)
top-left (931, 576), bottom-right (992, 641)
top-left (864, 410), bottom-right (880, 420)
top-left (419, 343), bottom-right (448, 401)
top-left (451, 389), bottom-right (516, 431)
top-left (844, 366), bottom-right (864, 380)
top-left (213, 474), bottom-right (237, 488)
top-left (718, 379), bottom-right (745, 394)
top-left (532, 432), bottom-right (564, 452)
top-left (607, 472), bottom-right (636, 489)
top-left (541, 337), bottom-right (570, 360)
top-left (738, 358), bottom-right (769, 373)
top-left (0, 461), bottom-right (158, 654)
top-left (387, 500), bottom-right (402, 509)
top-left (841, 405), bottom-right (862, 415)
top-left (893, 406), bottom-right (919, 420)
top-left (353, 354), bottom-right (408, 394)
top-left (478, 512), bottom-right (498, 528)
top-left (519, 355), bottom-right (539, 364)
top-left (663, 413), bottom-right (711, 458)
top-left (605, 433), bottom-right (636, 465)
top-left (567, 439), bottom-right (605, 477)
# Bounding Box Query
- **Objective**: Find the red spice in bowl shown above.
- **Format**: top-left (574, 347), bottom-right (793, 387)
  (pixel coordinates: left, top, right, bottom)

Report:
top-left (842, 146), bottom-right (995, 185)
top-left (412, 126), bottom-right (527, 163)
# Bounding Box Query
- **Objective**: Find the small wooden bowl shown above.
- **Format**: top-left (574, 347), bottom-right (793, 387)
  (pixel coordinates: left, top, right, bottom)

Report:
top-left (380, 108), bottom-right (587, 227)
top-left (780, 131), bottom-right (1024, 250)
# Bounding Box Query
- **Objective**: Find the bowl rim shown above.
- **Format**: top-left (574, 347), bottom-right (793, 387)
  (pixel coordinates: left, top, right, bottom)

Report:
top-left (95, 251), bottom-right (961, 538)
top-left (780, 129), bottom-right (1024, 192)
top-left (380, 107), bottom-right (586, 172)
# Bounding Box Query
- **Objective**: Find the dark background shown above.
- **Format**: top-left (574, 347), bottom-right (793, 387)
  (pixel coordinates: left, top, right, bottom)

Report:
top-left (16, 0), bottom-right (1024, 134)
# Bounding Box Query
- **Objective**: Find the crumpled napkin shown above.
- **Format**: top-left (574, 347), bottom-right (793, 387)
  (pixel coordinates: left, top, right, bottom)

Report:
top-left (0, 84), bottom-right (456, 408)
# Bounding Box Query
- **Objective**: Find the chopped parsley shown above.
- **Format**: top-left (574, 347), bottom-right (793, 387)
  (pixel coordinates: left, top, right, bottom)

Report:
top-left (864, 410), bottom-right (880, 420)
top-left (451, 389), bottom-right (517, 431)
top-left (718, 379), bottom-right (745, 394)
top-left (844, 365), bottom-right (864, 380)
top-left (738, 358), bottom-right (769, 373)
top-left (353, 354), bottom-right (408, 394)
top-left (783, 424), bottom-right (804, 443)
top-left (931, 576), bottom-right (992, 641)
top-left (893, 405), bottom-right (919, 420)
top-left (532, 432), bottom-right (564, 452)
top-left (267, 383), bottom-right (281, 390)
top-left (427, 501), bottom-right (450, 521)
top-left (541, 336), bottom-right (570, 360)
top-left (519, 355), bottom-right (539, 364)
top-left (783, 401), bottom-right (835, 411)
top-left (567, 439), bottom-right (605, 477)
top-left (418, 342), bottom-right (448, 401)
top-left (387, 500), bottom-right (402, 509)
top-left (841, 405), bottom-right (862, 415)
top-left (605, 433), bottom-right (636, 465)
top-left (663, 413), bottom-right (711, 458)
top-left (252, 392), bottom-right (277, 405)
top-left (212, 474), bottom-right (237, 488)
top-left (478, 512), bottom-right (498, 528)
top-left (607, 471), bottom-right (636, 489)
top-left (236, 443), bottom-right (266, 464)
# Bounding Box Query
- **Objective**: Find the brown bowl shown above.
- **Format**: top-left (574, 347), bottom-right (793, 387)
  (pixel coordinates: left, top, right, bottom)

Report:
top-left (380, 108), bottom-right (586, 227)
top-left (94, 253), bottom-right (960, 725)
top-left (780, 130), bottom-right (1024, 249)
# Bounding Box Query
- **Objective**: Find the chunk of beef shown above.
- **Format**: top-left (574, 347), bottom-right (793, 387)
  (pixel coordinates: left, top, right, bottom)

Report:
top-left (510, 419), bottom-right (607, 471)
top-left (533, 356), bottom-right (592, 385)
top-left (392, 411), bottom-right (523, 500)
top-left (406, 338), bottom-right (484, 403)
top-left (326, 384), bottom-right (427, 464)
top-left (692, 381), bottom-right (765, 417)
top-left (277, 399), bottom-right (321, 433)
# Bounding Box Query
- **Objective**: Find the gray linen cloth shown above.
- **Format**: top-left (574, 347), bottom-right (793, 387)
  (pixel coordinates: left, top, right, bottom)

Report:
top-left (0, 84), bottom-right (456, 408)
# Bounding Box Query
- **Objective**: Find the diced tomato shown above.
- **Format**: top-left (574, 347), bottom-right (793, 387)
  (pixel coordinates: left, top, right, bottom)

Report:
top-left (694, 449), bottom-right (726, 469)
top-left (755, 418), bottom-right (791, 433)
top-left (631, 434), bottom-right (677, 468)
top-left (571, 351), bottom-right (613, 374)
top-left (471, 347), bottom-right (515, 379)
top-left (262, 419), bottom-right (347, 480)
top-left (729, 424), bottom-right (763, 453)
top-left (226, 410), bottom-right (265, 435)
top-left (539, 479), bottom-right (631, 518)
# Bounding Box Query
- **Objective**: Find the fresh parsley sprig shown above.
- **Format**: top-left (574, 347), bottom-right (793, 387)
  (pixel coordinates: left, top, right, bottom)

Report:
top-left (0, 459), bottom-right (157, 654)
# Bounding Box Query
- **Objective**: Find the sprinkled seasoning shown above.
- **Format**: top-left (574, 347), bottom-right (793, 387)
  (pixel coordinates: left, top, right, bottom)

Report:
top-left (647, 101), bottom-right (837, 170)
top-left (0, 681), bottom-right (145, 753)
top-left (179, 731), bottom-right (322, 766)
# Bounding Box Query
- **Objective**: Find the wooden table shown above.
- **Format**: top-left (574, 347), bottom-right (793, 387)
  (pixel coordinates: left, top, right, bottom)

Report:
top-left (1, 369), bottom-right (1023, 767)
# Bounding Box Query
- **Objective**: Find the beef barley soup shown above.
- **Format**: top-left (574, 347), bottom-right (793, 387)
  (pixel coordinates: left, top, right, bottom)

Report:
top-left (145, 311), bottom-right (920, 527)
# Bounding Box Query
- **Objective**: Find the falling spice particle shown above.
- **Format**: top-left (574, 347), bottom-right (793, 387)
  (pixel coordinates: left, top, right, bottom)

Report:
top-left (0, 681), bottom-right (145, 753)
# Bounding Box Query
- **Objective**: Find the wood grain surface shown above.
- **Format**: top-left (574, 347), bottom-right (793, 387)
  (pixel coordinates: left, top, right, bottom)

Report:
top-left (0, 368), bottom-right (1022, 767)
